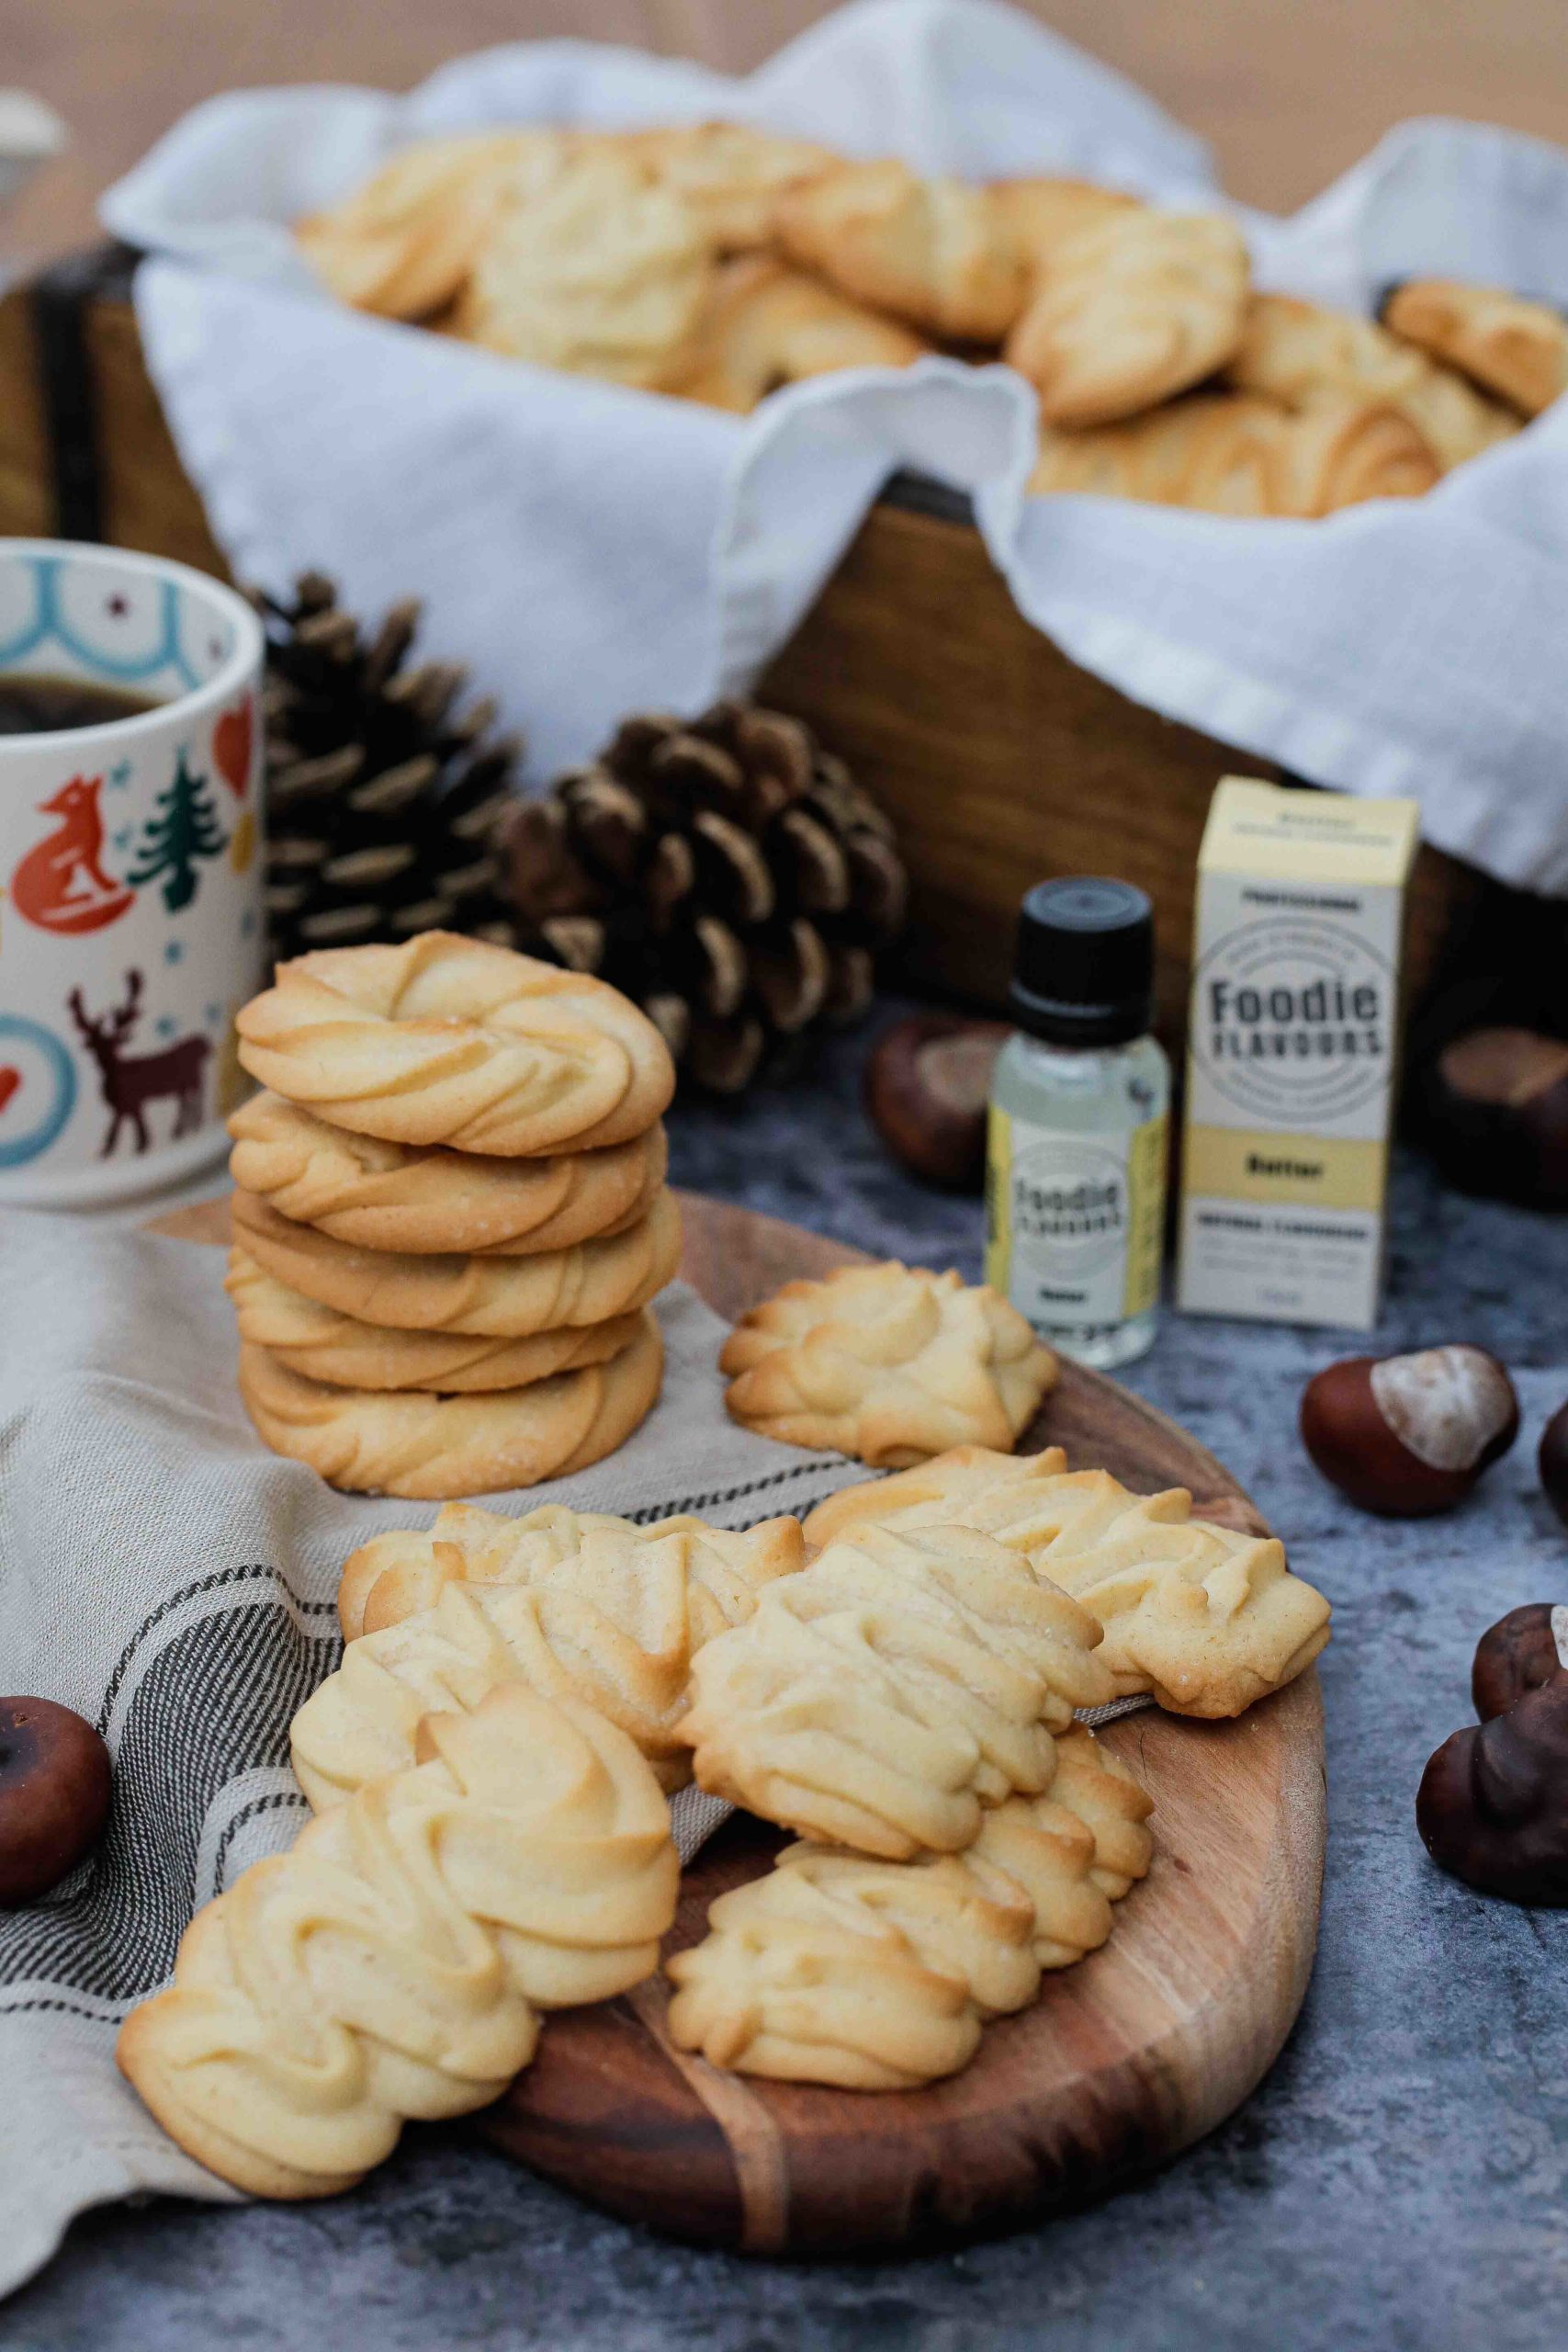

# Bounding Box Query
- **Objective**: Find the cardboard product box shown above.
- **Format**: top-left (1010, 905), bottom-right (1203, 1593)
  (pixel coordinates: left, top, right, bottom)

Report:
top-left (1178, 775), bottom-right (1421, 1331)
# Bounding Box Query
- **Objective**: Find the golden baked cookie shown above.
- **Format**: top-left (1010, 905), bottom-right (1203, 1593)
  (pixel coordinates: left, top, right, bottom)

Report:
top-left (1028, 390), bottom-right (1438, 515)
top-left (774, 158), bottom-right (1027, 342)
top-left (1383, 277), bottom-right (1566, 418)
top-left (678, 1521), bottom-right (1112, 1858)
top-left (673, 254), bottom-right (931, 413)
top-left (235, 933), bottom-right (675, 1157)
top-left (294, 130), bottom-right (564, 322)
top-left (338, 1497), bottom-right (804, 1641)
top-left (666, 1724), bottom-right (1150, 2087)
top-left (230, 1183), bottom-right (681, 1337)
top-left (1267, 395), bottom-right (1443, 512)
top-left (228, 1091), bottom-right (667, 1256)
top-left (720, 1260), bottom-right (1055, 1467)
top-left (453, 141), bottom-right (714, 390)
top-left (1006, 209), bottom-right (1250, 426)
top-left (118, 1686), bottom-right (677, 2198)
top-left (989, 175), bottom-right (1141, 275)
top-left (1224, 291), bottom-right (1520, 470)
top-left (297, 1505), bottom-right (803, 1798)
top-left (803, 1444), bottom-right (1330, 1718)
top-left (225, 1248), bottom-right (642, 1394)
top-left (621, 122), bottom-right (838, 252)
top-left (236, 1309), bottom-right (663, 1498)
top-left (1046, 1722), bottom-right (1155, 1902)
top-left (666, 1840), bottom-right (1036, 2089)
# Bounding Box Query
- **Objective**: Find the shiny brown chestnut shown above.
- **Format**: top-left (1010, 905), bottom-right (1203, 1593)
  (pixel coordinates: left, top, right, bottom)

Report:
top-left (1299, 1344), bottom-right (1519, 1516)
top-left (863, 1013), bottom-right (1009, 1192)
top-left (1472, 1603), bottom-right (1568, 1721)
top-left (0, 1697), bottom-right (112, 1905)
top-left (1540, 1398), bottom-right (1568, 1533)
top-left (1417, 1672), bottom-right (1568, 1904)
top-left (1425, 1027), bottom-right (1568, 1211)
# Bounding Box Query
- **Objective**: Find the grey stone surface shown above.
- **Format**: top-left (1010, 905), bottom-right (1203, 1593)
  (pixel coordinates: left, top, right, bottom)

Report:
top-left (8, 1007), bottom-right (1568, 2352)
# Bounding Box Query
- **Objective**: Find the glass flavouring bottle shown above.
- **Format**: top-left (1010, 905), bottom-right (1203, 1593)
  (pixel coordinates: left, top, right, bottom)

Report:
top-left (985, 877), bottom-right (1169, 1369)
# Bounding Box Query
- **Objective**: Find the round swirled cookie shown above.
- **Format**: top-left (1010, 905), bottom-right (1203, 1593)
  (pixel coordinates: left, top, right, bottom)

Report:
top-left (228, 1091), bottom-right (667, 1256)
top-left (226, 1248), bottom-right (644, 1393)
top-left (236, 1308), bottom-right (664, 1498)
top-left (231, 1184), bottom-right (682, 1338)
top-left (235, 933), bottom-right (675, 1156)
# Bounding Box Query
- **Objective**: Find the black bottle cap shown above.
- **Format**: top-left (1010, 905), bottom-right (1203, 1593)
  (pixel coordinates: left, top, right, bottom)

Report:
top-left (1009, 877), bottom-right (1155, 1046)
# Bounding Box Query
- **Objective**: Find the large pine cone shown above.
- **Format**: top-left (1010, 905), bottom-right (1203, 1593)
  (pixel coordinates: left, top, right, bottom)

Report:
top-left (502, 703), bottom-right (906, 1092)
top-left (259, 572), bottom-right (522, 963)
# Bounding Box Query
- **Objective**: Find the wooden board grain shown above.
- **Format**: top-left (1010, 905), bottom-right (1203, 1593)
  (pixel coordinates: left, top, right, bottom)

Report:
top-left (159, 1183), bottom-right (1325, 2255)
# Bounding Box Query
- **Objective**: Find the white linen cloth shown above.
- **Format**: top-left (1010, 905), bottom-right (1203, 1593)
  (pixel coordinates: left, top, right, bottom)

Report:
top-left (0, 1213), bottom-right (868, 2298)
top-left (101, 0), bottom-right (1568, 894)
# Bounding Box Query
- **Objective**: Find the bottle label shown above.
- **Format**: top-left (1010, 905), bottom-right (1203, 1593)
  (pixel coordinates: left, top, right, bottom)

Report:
top-left (986, 1104), bottom-right (1167, 1340)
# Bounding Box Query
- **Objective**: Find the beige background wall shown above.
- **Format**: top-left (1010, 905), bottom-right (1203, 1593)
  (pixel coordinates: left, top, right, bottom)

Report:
top-left (2, 0), bottom-right (1565, 259)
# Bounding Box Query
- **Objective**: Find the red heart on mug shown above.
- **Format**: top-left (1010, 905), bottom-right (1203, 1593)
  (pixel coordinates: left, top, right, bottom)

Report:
top-left (213, 696), bottom-right (253, 797)
top-left (0, 1068), bottom-right (20, 1114)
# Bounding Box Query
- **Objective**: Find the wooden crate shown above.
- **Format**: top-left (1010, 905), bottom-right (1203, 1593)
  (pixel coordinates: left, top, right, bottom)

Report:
top-left (0, 250), bottom-right (1482, 1045)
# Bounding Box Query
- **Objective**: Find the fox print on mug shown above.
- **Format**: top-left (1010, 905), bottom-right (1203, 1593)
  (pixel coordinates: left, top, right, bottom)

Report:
top-left (0, 542), bottom-right (264, 1205)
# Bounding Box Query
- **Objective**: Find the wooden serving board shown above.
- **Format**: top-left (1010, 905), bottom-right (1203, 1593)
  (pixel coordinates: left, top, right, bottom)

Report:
top-left (160, 1185), bottom-right (1325, 2256)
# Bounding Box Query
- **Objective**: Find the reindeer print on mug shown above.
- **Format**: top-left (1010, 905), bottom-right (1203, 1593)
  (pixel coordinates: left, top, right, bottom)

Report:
top-left (67, 971), bottom-right (211, 1158)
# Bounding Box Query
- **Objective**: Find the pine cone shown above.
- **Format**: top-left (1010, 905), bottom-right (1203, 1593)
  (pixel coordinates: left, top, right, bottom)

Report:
top-left (502, 702), bottom-right (907, 1092)
top-left (257, 572), bottom-right (523, 963)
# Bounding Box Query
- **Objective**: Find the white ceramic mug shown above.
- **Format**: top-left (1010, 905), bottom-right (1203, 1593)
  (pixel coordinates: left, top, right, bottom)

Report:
top-left (0, 540), bottom-right (265, 1207)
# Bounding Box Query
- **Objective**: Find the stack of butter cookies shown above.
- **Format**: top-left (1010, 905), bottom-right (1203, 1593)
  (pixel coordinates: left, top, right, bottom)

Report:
top-left (293, 120), bottom-right (1561, 518)
top-left (225, 932), bottom-right (679, 1498)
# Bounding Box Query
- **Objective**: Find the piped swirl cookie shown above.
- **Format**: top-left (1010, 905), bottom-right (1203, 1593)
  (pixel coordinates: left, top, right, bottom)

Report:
top-left (667, 1842), bottom-right (1035, 2089)
top-left (338, 1498), bottom-right (804, 1641)
top-left (294, 130), bottom-right (561, 322)
top-left (1006, 208), bottom-right (1250, 426)
top-left (673, 254), bottom-right (931, 413)
top-left (236, 1310), bottom-right (663, 1498)
top-left (1383, 277), bottom-right (1567, 419)
top-left (226, 1249), bottom-right (643, 1393)
top-left (666, 1723), bottom-right (1151, 2088)
top-left (622, 122), bottom-right (837, 253)
top-left (231, 1184), bottom-right (682, 1337)
top-left (1224, 291), bottom-right (1520, 470)
top-left (235, 933), bottom-right (675, 1156)
top-left (774, 158), bottom-right (1027, 343)
top-left (804, 1444), bottom-right (1330, 1718)
top-left (228, 1091), bottom-right (667, 1256)
top-left (720, 1260), bottom-right (1055, 1466)
top-left (677, 1521), bottom-right (1112, 1858)
top-left (297, 1504), bottom-right (805, 1794)
top-left (117, 1686), bottom-right (678, 2199)
top-left (1028, 390), bottom-right (1438, 515)
top-left (453, 141), bottom-right (714, 390)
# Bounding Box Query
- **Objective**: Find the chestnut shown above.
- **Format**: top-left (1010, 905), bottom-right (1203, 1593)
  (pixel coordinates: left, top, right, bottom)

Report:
top-left (1299, 1344), bottom-right (1519, 1516)
top-left (1540, 1397), bottom-right (1568, 1533)
top-left (1417, 1673), bottom-right (1568, 1904)
top-left (1423, 1026), bottom-right (1568, 1210)
top-left (863, 1013), bottom-right (1009, 1192)
top-left (0, 1697), bottom-right (112, 1905)
top-left (1472, 1603), bottom-right (1568, 1721)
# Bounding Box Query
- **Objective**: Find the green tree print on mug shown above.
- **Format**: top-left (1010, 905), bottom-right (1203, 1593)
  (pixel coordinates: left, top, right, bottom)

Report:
top-left (127, 748), bottom-right (226, 912)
